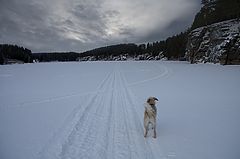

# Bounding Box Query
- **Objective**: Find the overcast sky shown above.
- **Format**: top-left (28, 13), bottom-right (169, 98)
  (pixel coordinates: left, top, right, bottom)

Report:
top-left (0, 0), bottom-right (201, 52)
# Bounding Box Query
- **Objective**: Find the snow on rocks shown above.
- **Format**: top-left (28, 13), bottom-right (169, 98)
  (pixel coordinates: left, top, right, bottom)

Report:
top-left (186, 19), bottom-right (240, 63)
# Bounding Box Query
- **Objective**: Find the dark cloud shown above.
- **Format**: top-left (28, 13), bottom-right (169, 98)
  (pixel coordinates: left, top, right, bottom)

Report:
top-left (0, 0), bottom-right (201, 52)
top-left (138, 14), bottom-right (197, 43)
top-left (0, 0), bottom-right (61, 51)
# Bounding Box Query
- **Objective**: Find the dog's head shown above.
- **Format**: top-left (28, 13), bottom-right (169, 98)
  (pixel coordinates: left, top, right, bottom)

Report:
top-left (147, 97), bottom-right (158, 106)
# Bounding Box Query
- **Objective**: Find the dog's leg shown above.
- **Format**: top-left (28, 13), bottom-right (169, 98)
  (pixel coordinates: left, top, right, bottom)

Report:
top-left (144, 122), bottom-right (148, 137)
top-left (144, 128), bottom-right (148, 137)
top-left (153, 128), bottom-right (156, 138)
top-left (153, 123), bottom-right (156, 138)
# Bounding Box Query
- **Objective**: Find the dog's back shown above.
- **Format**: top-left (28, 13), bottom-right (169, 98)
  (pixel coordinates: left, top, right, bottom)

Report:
top-left (144, 102), bottom-right (156, 127)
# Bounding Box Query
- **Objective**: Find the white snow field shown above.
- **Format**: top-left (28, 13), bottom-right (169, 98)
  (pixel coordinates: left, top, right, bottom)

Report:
top-left (0, 61), bottom-right (240, 159)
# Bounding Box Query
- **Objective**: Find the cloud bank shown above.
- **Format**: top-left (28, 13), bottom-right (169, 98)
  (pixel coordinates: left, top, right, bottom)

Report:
top-left (0, 0), bottom-right (201, 52)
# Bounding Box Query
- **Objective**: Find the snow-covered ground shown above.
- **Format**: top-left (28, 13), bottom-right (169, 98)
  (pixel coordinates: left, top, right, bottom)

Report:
top-left (0, 61), bottom-right (240, 159)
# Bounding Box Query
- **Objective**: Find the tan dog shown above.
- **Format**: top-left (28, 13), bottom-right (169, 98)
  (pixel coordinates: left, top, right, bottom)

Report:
top-left (144, 97), bottom-right (158, 138)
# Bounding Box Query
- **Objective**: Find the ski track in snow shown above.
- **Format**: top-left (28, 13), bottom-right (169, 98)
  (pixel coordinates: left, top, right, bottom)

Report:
top-left (38, 63), bottom-right (172, 159)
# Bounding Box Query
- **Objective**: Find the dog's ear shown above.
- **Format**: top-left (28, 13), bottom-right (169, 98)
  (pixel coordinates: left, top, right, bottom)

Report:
top-left (147, 98), bottom-right (151, 103)
top-left (147, 97), bottom-right (158, 104)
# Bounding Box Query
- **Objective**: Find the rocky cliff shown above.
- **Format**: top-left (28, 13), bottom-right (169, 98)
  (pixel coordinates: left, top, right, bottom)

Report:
top-left (185, 19), bottom-right (240, 64)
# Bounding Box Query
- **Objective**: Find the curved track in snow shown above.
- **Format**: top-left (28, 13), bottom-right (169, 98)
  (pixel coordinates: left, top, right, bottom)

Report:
top-left (128, 63), bottom-right (172, 86)
top-left (38, 63), bottom-right (171, 159)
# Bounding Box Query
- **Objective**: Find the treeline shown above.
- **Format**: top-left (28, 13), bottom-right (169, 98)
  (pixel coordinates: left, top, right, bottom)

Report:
top-left (13, 31), bottom-right (188, 63)
top-left (0, 31), bottom-right (189, 63)
top-left (80, 43), bottom-right (139, 59)
top-left (80, 31), bottom-right (188, 60)
top-left (192, 0), bottom-right (240, 29)
top-left (33, 32), bottom-right (188, 62)
top-left (139, 31), bottom-right (188, 60)
top-left (0, 44), bottom-right (32, 64)
top-left (155, 31), bottom-right (188, 59)
top-left (32, 52), bottom-right (80, 62)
